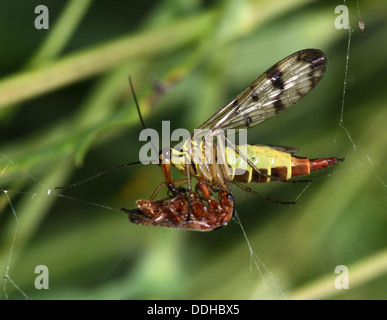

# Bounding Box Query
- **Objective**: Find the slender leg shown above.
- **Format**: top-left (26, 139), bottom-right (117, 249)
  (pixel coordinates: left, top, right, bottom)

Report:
top-left (161, 163), bottom-right (176, 192)
top-left (232, 181), bottom-right (295, 205)
top-left (215, 132), bottom-right (233, 191)
top-left (185, 165), bottom-right (192, 221)
top-left (150, 179), bottom-right (188, 200)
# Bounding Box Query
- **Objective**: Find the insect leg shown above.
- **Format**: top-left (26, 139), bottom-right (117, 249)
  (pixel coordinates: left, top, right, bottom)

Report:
top-left (185, 165), bottom-right (193, 221)
top-left (207, 135), bottom-right (236, 216)
top-left (232, 181), bottom-right (295, 205)
top-left (214, 132), bottom-right (234, 196)
top-left (149, 179), bottom-right (188, 200)
top-left (160, 162), bottom-right (176, 190)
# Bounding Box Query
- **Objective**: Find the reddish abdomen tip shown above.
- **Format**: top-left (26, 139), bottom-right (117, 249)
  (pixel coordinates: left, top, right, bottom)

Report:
top-left (291, 156), bottom-right (343, 178)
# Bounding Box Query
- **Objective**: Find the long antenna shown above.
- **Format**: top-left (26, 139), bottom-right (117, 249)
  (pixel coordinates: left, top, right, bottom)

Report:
top-left (56, 76), bottom-right (160, 191)
top-left (129, 76), bottom-right (160, 158)
top-left (129, 76), bottom-right (147, 130)
top-left (55, 161), bottom-right (142, 190)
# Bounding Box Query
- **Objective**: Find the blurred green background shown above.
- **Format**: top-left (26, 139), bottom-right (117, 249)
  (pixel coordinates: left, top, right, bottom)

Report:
top-left (0, 0), bottom-right (386, 300)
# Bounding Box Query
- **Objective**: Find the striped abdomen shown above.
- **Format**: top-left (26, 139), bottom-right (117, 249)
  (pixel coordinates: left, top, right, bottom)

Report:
top-left (171, 143), bottom-right (342, 186)
top-left (229, 145), bottom-right (342, 183)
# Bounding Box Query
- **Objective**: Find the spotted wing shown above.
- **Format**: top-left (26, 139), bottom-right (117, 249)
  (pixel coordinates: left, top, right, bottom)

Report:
top-left (199, 49), bottom-right (327, 131)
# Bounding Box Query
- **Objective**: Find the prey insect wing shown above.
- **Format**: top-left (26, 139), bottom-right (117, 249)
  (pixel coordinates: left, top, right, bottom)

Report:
top-left (199, 49), bottom-right (327, 131)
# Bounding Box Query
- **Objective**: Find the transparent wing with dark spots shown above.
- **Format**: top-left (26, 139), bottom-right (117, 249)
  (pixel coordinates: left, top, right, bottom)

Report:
top-left (199, 49), bottom-right (327, 131)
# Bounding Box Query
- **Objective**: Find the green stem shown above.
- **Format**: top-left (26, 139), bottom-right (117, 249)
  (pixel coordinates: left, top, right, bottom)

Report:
top-left (27, 0), bottom-right (93, 67)
top-left (292, 248), bottom-right (387, 299)
top-left (0, 11), bottom-right (215, 109)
